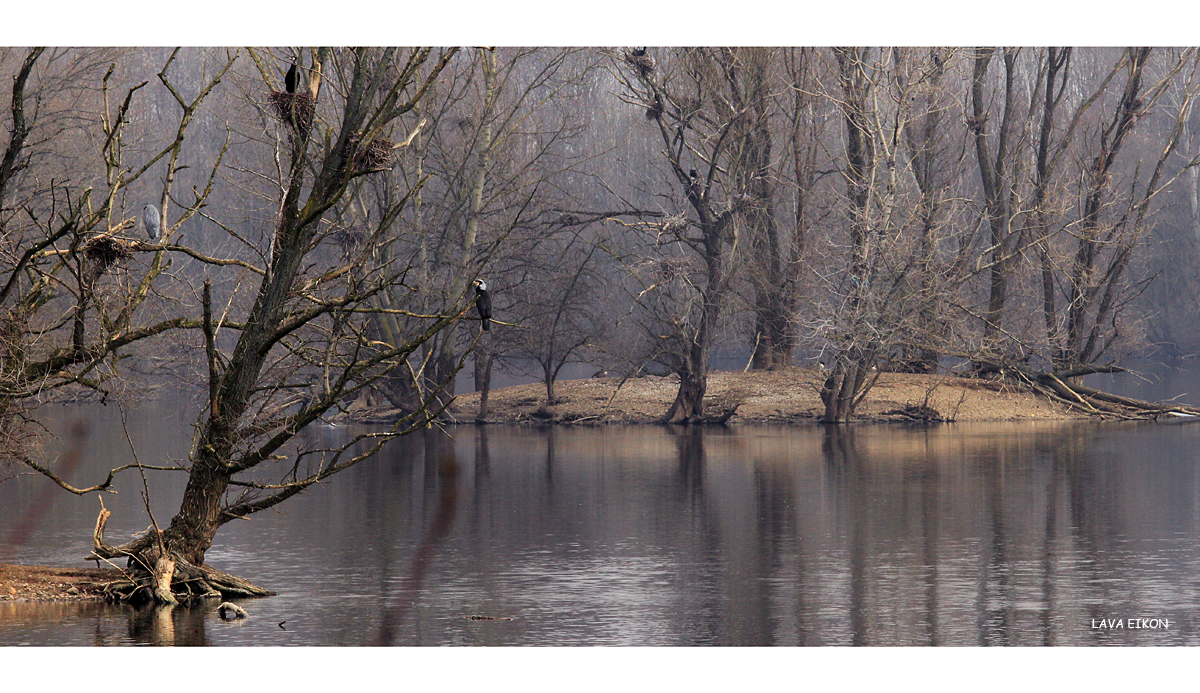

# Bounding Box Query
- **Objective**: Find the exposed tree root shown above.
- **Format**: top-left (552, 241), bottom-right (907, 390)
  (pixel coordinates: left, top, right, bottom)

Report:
top-left (87, 499), bottom-right (274, 605)
top-left (95, 555), bottom-right (273, 605)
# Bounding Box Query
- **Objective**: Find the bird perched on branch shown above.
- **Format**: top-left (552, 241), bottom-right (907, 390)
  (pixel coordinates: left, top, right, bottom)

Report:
top-left (285, 55), bottom-right (299, 94)
top-left (142, 204), bottom-right (160, 241)
top-left (473, 279), bottom-right (492, 331)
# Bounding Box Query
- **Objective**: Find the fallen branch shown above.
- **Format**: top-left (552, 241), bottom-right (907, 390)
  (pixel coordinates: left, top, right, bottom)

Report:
top-left (984, 358), bottom-right (1200, 420)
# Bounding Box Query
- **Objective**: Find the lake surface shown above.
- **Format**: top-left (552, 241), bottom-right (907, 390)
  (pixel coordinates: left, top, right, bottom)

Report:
top-left (2, 390), bottom-right (1200, 645)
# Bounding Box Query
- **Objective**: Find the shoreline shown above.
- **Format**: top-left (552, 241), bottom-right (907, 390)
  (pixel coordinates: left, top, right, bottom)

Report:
top-left (443, 367), bottom-right (1088, 425)
top-left (0, 368), bottom-right (1104, 603)
top-left (0, 565), bottom-right (121, 603)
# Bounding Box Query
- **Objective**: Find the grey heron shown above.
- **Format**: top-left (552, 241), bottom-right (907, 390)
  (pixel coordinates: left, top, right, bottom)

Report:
top-left (142, 204), bottom-right (160, 241)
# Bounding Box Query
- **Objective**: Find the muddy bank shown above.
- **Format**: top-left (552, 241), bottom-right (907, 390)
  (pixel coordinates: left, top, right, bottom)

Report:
top-left (445, 367), bottom-right (1085, 424)
top-left (0, 564), bottom-right (122, 602)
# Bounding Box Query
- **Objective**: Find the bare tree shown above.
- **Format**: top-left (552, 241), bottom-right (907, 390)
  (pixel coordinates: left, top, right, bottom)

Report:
top-left (15, 47), bottom-right (464, 604)
top-left (815, 48), bottom-right (959, 421)
top-left (369, 48), bottom-right (598, 417)
top-left (608, 47), bottom-right (754, 422)
top-left (1055, 49), bottom-right (1196, 371)
top-left (503, 229), bottom-right (607, 405)
top-left (741, 47), bottom-right (838, 373)
top-left (1, 49), bottom-right (229, 470)
top-left (969, 47), bottom-right (1026, 356)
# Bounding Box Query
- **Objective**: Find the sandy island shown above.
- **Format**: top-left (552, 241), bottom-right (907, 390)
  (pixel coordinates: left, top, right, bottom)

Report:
top-left (448, 366), bottom-right (1084, 424)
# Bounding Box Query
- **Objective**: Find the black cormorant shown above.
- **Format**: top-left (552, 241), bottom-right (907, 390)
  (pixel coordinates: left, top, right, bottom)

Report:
top-left (285, 56), bottom-right (299, 94)
top-left (473, 279), bottom-right (492, 331)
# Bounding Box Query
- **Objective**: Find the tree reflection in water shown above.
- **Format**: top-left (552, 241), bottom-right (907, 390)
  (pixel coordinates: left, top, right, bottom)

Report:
top-left (4, 420), bottom-right (1200, 645)
top-left (373, 429), bottom-right (459, 645)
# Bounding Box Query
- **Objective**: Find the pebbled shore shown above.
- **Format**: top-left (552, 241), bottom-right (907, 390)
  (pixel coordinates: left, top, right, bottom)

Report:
top-left (0, 564), bottom-right (122, 602)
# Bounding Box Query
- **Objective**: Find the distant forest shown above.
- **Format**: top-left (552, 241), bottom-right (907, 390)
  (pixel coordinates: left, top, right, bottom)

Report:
top-left (4, 47), bottom-right (1200, 427)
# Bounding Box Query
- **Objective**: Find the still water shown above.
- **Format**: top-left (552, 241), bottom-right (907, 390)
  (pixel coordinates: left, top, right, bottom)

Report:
top-left (2, 394), bottom-right (1200, 645)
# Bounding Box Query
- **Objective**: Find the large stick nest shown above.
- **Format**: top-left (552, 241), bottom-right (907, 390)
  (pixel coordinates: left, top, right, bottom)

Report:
top-left (83, 235), bottom-right (133, 278)
top-left (656, 256), bottom-right (692, 282)
top-left (623, 48), bottom-right (655, 76)
top-left (269, 90), bottom-right (316, 138)
top-left (359, 136), bottom-right (396, 169)
top-left (659, 212), bottom-right (689, 236)
top-left (341, 135), bottom-right (396, 173)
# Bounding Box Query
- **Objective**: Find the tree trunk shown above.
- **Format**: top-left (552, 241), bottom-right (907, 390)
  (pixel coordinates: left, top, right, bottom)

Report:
top-left (542, 357), bottom-right (556, 405)
top-left (971, 48), bottom-right (1018, 348)
top-left (751, 307), bottom-right (794, 370)
top-left (818, 48), bottom-right (884, 422)
top-left (377, 366), bottom-right (423, 415)
top-left (661, 368), bottom-right (707, 423)
top-left (425, 333), bottom-right (459, 413)
top-left (740, 48), bottom-right (794, 371)
top-left (819, 354), bottom-right (876, 423)
top-left (163, 461), bottom-right (230, 565)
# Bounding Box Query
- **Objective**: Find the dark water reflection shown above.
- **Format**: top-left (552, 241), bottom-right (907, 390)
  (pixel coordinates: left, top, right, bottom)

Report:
top-left (3, 402), bottom-right (1200, 645)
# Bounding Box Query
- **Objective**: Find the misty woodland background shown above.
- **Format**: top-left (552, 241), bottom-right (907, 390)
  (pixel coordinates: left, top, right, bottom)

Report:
top-left (4, 46), bottom-right (1200, 427)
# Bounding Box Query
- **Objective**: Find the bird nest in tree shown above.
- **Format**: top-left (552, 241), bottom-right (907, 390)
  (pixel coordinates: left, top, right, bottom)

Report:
top-left (644, 102), bottom-right (663, 120)
top-left (728, 193), bottom-right (755, 213)
top-left (623, 49), bottom-right (655, 75)
top-left (656, 256), bottom-right (692, 282)
top-left (342, 136), bottom-right (396, 172)
top-left (659, 213), bottom-right (688, 236)
top-left (359, 136), bottom-right (395, 169)
top-left (83, 235), bottom-right (132, 273)
top-left (333, 226), bottom-right (368, 253)
top-left (269, 91), bottom-right (316, 138)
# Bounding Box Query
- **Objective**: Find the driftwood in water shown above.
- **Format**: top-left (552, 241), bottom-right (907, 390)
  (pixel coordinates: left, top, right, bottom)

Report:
top-left (217, 602), bottom-right (249, 619)
top-left (975, 358), bottom-right (1200, 420)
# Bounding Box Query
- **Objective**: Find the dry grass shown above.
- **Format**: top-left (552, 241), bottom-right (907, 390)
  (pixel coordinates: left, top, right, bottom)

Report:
top-left (450, 367), bottom-right (1085, 424)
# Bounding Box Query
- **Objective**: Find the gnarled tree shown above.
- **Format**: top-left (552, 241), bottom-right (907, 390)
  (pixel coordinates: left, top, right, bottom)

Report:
top-left (20, 47), bottom-right (465, 604)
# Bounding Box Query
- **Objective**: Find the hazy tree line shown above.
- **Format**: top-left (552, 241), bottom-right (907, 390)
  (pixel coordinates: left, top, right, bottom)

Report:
top-left (3, 46), bottom-right (1200, 602)
top-left (589, 47), bottom-right (1200, 422)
